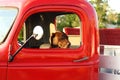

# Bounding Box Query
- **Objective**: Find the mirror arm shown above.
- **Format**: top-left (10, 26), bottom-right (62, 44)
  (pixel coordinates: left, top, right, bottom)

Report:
top-left (8, 34), bottom-right (36, 62)
top-left (9, 25), bottom-right (43, 62)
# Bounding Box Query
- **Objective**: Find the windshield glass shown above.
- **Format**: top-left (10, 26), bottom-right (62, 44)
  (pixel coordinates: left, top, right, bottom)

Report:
top-left (0, 7), bottom-right (18, 43)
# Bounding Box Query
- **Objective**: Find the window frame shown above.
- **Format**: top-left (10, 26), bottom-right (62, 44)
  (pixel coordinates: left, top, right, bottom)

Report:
top-left (12, 5), bottom-right (88, 57)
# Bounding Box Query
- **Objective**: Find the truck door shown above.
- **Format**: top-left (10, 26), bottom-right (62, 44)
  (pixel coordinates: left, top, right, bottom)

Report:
top-left (7, 6), bottom-right (98, 80)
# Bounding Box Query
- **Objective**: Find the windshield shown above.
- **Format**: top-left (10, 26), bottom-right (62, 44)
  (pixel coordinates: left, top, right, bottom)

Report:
top-left (0, 7), bottom-right (18, 43)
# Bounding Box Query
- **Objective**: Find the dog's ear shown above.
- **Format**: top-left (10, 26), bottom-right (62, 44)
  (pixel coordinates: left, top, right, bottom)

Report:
top-left (51, 33), bottom-right (55, 37)
top-left (50, 32), bottom-right (58, 48)
top-left (61, 32), bottom-right (68, 40)
top-left (51, 33), bottom-right (55, 44)
top-left (51, 33), bottom-right (55, 40)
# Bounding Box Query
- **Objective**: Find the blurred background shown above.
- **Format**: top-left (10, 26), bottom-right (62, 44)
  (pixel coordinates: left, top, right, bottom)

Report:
top-left (89, 0), bottom-right (120, 28)
top-left (56, 0), bottom-right (120, 29)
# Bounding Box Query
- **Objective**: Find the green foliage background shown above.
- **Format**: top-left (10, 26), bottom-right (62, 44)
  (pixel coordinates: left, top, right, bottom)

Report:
top-left (89, 0), bottom-right (120, 28)
top-left (56, 14), bottom-right (80, 31)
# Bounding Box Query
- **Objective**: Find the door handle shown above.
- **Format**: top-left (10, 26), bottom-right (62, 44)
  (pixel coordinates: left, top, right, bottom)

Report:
top-left (73, 56), bottom-right (89, 62)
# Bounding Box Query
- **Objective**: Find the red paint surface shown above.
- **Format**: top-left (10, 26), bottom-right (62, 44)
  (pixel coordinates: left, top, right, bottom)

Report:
top-left (0, 0), bottom-right (99, 80)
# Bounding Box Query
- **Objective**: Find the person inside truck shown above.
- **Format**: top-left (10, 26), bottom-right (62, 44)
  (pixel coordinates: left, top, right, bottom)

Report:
top-left (18, 11), bottom-right (81, 49)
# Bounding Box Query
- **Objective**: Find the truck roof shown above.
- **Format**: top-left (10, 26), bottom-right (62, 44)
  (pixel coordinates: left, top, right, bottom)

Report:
top-left (0, 0), bottom-right (89, 9)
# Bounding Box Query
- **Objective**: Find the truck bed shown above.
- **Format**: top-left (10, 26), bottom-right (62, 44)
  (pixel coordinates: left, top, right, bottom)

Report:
top-left (99, 29), bottom-right (120, 80)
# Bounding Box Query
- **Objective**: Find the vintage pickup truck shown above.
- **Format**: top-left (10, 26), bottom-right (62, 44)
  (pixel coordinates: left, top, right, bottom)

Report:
top-left (0, 0), bottom-right (99, 80)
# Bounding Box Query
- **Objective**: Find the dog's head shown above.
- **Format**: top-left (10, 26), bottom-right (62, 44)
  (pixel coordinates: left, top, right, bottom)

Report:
top-left (50, 31), bottom-right (71, 48)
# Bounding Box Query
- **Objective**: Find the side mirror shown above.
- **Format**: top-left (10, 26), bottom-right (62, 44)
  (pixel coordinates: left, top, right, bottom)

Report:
top-left (9, 26), bottom-right (43, 62)
top-left (33, 26), bottom-right (43, 40)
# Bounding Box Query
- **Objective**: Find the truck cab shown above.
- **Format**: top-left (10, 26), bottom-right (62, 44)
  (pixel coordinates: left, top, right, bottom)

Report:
top-left (0, 0), bottom-right (99, 80)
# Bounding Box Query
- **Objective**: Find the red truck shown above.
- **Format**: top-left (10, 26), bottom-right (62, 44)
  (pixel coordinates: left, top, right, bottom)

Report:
top-left (0, 0), bottom-right (99, 80)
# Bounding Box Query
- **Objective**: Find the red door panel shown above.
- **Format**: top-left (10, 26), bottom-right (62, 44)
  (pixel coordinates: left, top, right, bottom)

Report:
top-left (7, 48), bottom-right (97, 80)
top-left (8, 66), bottom-right (92, 80)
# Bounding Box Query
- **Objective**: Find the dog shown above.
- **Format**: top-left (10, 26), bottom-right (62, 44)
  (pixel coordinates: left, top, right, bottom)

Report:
top-left (50, 31), bottom-right (71, 48)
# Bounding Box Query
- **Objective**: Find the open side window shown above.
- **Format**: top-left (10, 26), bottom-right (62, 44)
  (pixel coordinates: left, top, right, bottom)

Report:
top-left (10, 6), bottom-right (89, 64)
top-left (18, 12), bottom-right (82, 49)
